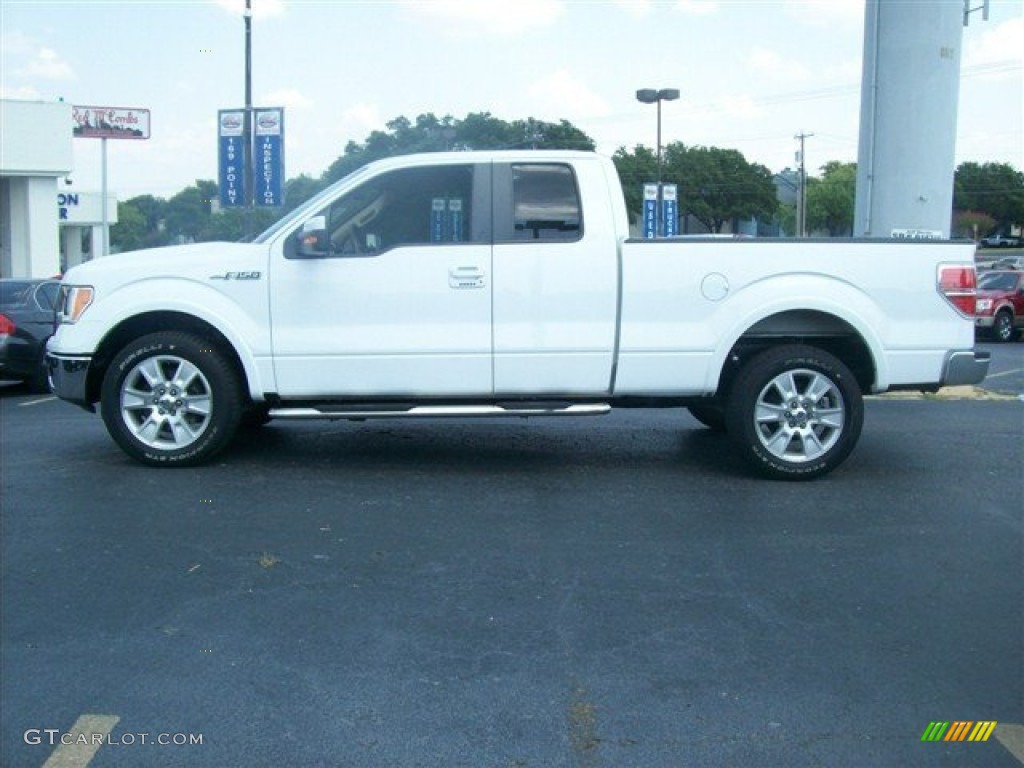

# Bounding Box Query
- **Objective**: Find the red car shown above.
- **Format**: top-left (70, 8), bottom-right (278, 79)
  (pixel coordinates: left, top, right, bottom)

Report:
top-left (975, 270), bottom-right (1024, 342)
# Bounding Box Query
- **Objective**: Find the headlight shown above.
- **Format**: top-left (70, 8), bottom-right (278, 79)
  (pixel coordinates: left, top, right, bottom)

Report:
top-left (57, 285), bottom-right (95, 324)
top-left (975, 299), bottom-right (992, 312)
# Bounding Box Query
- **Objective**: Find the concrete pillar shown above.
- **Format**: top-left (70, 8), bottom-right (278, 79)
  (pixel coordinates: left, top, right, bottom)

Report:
top-left (65, 225), bottom-right (84, 269)
top-left (0, 178), bottom-right (11, 277)
top-left (855, 0), bottom-right (964, 239)
top-left (4, 176), bottom-right (61, 277)
top-left (90, 225), bottom-right (105, 257)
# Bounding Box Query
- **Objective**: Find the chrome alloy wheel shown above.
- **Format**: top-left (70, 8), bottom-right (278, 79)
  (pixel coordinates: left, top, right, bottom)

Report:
top-left (753, 368), bottom-right (845, 464)
top-left (119, 354), bottom-right (213, 450)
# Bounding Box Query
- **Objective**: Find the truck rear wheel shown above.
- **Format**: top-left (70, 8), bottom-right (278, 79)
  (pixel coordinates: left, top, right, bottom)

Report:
top-left (100, 332), bottom-right (243, 466)
top-left (726, 345), bottom-right (863, 480)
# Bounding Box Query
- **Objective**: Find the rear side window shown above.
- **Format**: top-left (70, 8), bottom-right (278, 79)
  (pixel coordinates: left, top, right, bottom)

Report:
top-left (504, 164), bottom-right (582, 242)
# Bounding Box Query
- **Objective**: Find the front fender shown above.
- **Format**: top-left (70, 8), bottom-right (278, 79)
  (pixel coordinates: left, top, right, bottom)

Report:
top-left (57, 277), bottom-right (272, 398)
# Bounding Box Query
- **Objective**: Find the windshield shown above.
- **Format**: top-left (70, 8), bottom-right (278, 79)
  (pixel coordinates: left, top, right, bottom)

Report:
top-left (252, 166), bottom-right (375, 244)
top-left (0, 281), bottom-right (35, 307)
top-left (978, 272), bottom-right (1020, 292)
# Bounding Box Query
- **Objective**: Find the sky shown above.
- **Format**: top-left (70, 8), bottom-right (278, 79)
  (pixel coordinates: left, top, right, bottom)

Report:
top-left (1, 0), bottom-right (1022, 201)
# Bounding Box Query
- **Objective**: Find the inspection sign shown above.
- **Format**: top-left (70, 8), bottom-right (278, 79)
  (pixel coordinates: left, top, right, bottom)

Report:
top-left (254, 108), bottom-right (284, 208)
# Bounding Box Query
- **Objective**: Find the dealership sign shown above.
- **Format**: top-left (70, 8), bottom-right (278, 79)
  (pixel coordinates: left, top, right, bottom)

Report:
top-left (218, 107), bottom-right (285, 208)
top-left (73, 106), bottom-right (150, 140)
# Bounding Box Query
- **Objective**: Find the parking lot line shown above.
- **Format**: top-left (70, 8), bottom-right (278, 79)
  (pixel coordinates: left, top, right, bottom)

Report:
top-left (984, 367), bottom-right (1024, 380)
top-left (18, 396), bottom-right (57, 407)
top-left (995, 723), bottom-right (1024, 765)
top-left (41, 714), bottom-right (120, 768)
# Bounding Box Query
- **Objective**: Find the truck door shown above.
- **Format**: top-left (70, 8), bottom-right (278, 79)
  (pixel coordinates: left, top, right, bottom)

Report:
top-left (269, 162), bottom-right (493, 398)
top-left (491, 160), bottom-right (619, 395)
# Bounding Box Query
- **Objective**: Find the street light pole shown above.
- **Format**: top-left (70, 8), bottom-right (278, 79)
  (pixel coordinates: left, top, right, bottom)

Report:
top-left (636, 88), bottom-right (679, 237)
top-left (243, 0), bottom-right (254, 239)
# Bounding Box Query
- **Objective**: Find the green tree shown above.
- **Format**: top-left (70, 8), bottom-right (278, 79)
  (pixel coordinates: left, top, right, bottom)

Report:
top-left (669, 144), bottom-right (777, 233)
top-left (954, 162), bottom-right (1024, 233)
top-left (111, 194), bottom-right (170, 251)
top-left (953, 210), bottom-right (996, 241)
top-left (283, 173), bottom-right (326, 213)
top-left (110, 200), bottom-right (148, 252)
top-left (611, 145), bottom-right (657, 220)
top-left (613, 143), bottom-right (777, 233)
top-left (806, 161), bottom-right (857, 236)
top-left (322, 112), bottom-right (596, 185)
top-left (163, 181), bottom-right (218, 243)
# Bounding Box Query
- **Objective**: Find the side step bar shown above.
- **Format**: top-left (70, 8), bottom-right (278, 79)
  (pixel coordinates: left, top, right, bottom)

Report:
top-left (268, 403), bottom-right (612, 421)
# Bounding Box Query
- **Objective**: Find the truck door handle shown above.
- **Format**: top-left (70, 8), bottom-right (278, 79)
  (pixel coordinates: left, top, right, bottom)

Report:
top-left (448, 266), bottom-right (486, 289)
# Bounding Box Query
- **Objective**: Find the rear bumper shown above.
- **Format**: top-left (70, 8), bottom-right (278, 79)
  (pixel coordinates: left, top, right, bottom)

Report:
top-left (940, 350), bottom-right (991, 387)
top-left (46, 353), bottom-right (95, 411)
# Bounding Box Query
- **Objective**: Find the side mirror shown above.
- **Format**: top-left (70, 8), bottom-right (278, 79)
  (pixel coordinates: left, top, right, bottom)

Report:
top-left (296, 216), bottom-right (328, 258)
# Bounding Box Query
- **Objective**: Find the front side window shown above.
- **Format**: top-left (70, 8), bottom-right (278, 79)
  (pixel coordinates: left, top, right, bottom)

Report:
top-left (291, 164), bottom-right (482, 257)
top-left (510, 164), bottom-right (582, 241)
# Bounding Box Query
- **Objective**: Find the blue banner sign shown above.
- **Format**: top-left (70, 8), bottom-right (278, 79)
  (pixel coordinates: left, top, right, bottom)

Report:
top-left (643, 183), bottom-right (658, 239)
top-left (255, 108), bottom-right (285, 207)
top-left (448, 198), bottom-right (464, 242)
top-left (431, 198), bottom-right (447, 242)
top-left (662, 184), bottom-right (678, 237)
top-left (217, 110), bottom-right (246, 208)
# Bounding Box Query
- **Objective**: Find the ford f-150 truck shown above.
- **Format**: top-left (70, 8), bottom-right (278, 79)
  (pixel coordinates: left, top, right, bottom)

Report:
top-left (47, 150), bottom-right (989, 479)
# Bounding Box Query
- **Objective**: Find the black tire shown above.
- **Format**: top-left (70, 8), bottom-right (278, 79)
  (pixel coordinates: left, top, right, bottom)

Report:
top-left (688, 403), bottom-right (727, 432)
top-left (726, 345), bottom-right (863, 480)
top-left (993, 311), bottom-right (1019, 343)
top-left (100, 332), bottom-right (243, 466)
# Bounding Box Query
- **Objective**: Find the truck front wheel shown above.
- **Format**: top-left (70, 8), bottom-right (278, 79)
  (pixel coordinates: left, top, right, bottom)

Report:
top-left (100, 332), bottom-right (243, 466)
top-left (726, 345), bottom-right (863, 480)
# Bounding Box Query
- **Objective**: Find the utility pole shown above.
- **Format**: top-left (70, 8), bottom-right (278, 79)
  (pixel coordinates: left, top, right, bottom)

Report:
top-left (795, 131), bottom-right (814, 237)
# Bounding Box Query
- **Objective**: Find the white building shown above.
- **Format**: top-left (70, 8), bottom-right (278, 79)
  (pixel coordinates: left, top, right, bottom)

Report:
top-left (1, 99), bottom-right (117, 278)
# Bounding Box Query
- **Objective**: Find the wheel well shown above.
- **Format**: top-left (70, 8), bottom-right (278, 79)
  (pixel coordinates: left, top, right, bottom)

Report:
top-left (85, 311), bottom-right (249, 405)
top-left (718, 310), bottom-right (876, 397)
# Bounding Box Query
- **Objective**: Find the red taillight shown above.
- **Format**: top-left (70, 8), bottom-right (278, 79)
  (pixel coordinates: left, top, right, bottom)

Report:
top-left (938, 265), bottom-right (977, 318)
top-left (0, 313), bottom-right (15, 336)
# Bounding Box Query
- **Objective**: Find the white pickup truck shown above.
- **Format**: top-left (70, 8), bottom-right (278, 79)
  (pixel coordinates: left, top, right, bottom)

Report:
top-left (48, 150), bottom-right (989, 479)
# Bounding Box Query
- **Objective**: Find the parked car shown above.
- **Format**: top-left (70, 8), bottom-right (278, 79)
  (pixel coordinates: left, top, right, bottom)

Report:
top-left (992, 255), bottom-right (1024, 271)
top-left (975, 270), bottom-right (1024, 342)
top-left (979, 233), bottom-right (1021, 248)
top-left (0, 278), bottom-right (60, 391)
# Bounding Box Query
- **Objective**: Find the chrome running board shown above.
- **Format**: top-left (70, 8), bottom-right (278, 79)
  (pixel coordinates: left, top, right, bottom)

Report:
top-left (268, 403), bottom-right (611, 421)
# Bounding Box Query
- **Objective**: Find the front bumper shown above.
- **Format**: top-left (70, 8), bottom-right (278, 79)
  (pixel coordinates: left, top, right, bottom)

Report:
top-left (974, 315), bottom-right (995, 330)
top-left (940, 349), bottom-right (991, 387)
top-left (46, 353), bottom-right (95, 411)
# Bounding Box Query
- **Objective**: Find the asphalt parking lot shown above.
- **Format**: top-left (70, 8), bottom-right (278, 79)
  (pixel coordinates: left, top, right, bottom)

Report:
top-left (1, 343), bottom-right (1022, 767)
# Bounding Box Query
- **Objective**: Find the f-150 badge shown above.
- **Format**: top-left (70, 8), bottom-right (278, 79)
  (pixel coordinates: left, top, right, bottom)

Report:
top-left (209, 271), bottom-right (262, 280)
